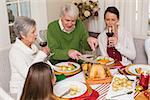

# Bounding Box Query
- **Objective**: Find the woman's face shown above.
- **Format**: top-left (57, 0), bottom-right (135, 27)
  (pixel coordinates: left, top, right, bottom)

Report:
top-left (104, 12), bottom-right (119, 28)
top-left (22, 26), bottom-right (37, 46)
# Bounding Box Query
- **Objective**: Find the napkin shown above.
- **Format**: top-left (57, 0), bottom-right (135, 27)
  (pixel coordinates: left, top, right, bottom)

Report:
top-left (56, 74), bottom-right (66, 82)
top-left (71, 89), bottom-right (99, 100)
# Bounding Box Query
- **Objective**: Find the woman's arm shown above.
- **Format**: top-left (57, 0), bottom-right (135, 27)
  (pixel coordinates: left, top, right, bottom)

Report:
top-left (115, 31), bottom-right (136, 60)
top-left (9, 49), bottom-right (47, 78)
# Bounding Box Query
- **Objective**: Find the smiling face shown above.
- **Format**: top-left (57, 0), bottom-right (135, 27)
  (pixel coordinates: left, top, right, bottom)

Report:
top-left (61, 13), bottom-right (77, 32)
top-left (104, 12), bottom-right (119, 28)
top-left (21, 26), bottom-right (37, 47)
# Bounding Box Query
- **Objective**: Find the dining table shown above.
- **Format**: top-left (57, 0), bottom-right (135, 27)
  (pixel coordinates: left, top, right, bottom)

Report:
top-left (55, 65), bottom-right (150, 100)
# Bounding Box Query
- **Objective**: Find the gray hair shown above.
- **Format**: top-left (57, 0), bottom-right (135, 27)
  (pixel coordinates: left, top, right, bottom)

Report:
top-left (60, 3), bottom-right (79, 17)
top-left (13, 16), bottom-right (36, 39)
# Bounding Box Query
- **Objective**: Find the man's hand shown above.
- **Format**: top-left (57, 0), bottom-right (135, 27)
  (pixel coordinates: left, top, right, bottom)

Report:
top-left (68, 49), bottom-right (82, 60)
top-left (87, 36), bottom-right (98, 51)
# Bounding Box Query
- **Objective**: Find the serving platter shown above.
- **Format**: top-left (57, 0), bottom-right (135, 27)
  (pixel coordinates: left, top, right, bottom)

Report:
top-left (106, 75), bottom-right (136, 100)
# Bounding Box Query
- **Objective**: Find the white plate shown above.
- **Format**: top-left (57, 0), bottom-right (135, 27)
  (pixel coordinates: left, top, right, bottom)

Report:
top-left (53, 81), bottom-right (87, 98)
top-left (128, 64), bottom-right (150, 76)
top-left (106, 75), bottom-right (136, 100)
top-left (55, 62), bottom-right (80, 73)
top-left (96, 56), bottom-right (115, 65)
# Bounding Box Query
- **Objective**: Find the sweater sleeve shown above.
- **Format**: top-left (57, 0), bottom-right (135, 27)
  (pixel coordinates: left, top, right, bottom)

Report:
top-left (47, 23), bottom-right (70, 60)
top-left (115, 31), bottom-right (136, 60)
top-left (9, 49), bottom-right (47, 78)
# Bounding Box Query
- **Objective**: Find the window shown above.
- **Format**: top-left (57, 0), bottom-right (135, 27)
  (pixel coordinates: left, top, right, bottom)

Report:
top-left (6, 0), bottom-right (31, 43)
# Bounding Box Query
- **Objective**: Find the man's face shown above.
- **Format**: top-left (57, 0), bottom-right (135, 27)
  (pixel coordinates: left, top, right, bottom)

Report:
top-left (61, 13), bottom-right (77, 32)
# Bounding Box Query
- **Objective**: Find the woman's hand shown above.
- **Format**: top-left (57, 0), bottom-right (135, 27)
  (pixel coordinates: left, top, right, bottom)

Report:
top-left (68, 49), bottom-right (82, 60)
top-left (41, 46), bottom-right (50, 55)
top-left (108, 36), bottom-right (118, 47)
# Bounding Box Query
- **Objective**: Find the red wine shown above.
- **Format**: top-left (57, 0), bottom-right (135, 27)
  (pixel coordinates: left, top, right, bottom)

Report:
top-left (106, 32), bottom-right (114, 37)
top-left (39, 42), bottom-right (47, 47)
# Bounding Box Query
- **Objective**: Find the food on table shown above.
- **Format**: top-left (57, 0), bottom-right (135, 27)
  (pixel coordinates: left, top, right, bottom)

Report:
top-left (112, 77), bottom-right (133, 91)
top-left (135, 67), bottom-right (143, 74)
top-left (135, 85), bottom-right (144, 92)
top-left (97, 59), bottom-right (110, 64)
top-left (89, 64), bottom-right (112, 79)
top-left (58, 63), bottom-right (76, 71)
top-left (81, 63), bottom-right (112, 84)
top-left (69, 85), bottom-right (80, 95)
top-left (89, 64), bottom-right (106, 79)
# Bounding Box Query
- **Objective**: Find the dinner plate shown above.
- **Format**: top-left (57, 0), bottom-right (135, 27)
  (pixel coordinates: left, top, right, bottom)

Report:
top-left (53, 81), bottom-right (87, 98)
top-left (126, 64), bottom-right (150, 76)
top-left (106, 75), bottom-right (136, 100)
top-left (96, 56), bottom-right (115, 65)
top-left (55, 62), bottom-right (80, 73)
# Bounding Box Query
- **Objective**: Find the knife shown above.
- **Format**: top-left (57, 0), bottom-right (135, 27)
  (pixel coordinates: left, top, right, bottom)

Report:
top-left (110, 91), bottom-right (133, 98)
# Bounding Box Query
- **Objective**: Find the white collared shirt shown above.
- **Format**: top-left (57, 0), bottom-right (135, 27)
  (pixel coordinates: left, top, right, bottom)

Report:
top-left (58, 19), bottom-right (75, 33)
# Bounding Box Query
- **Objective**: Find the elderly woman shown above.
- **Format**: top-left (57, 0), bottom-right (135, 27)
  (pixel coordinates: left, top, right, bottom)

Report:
top-left (47, 3), bottom-right (98, 64)
top-left (20, 62), bottom-right (56, 100)
top-left (9, 16), bottom-right (50, 99)
top-left (98, 6), bottom-right (136, 65)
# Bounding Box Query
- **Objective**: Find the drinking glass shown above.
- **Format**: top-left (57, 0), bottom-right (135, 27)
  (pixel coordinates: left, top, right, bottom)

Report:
top-left (38, 30), bottom-right (47, 47)
top-left (106, 27), bottom-right (114, 47)
top-left (37, 30), bottom-right (54, 61)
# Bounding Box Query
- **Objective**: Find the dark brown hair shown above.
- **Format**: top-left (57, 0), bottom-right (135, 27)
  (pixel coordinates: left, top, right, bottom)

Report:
top-left (104, 6), bottom-right (119, 19)
top-left (20, 62), bottom-right (54, 100)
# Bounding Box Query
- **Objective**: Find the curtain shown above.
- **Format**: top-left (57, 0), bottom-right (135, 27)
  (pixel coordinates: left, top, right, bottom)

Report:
top-left (88, 0), bottom-right (149, 38)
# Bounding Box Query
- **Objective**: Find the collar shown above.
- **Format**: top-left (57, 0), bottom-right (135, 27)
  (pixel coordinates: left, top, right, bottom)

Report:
top-left (58, 19), bottom-right (75, 33)
top-left (14, 38), bottom-right (38, 55)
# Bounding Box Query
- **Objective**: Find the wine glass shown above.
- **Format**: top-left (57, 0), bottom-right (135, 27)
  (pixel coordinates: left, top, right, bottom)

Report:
top-left (37, 30), bottom-right (54, 61)
top-left (38, 30), bottom-right (47, 47)
top-left (106, 27), bottom-right (114, 47)
top-left (106, 26), bottom-right (114, 37)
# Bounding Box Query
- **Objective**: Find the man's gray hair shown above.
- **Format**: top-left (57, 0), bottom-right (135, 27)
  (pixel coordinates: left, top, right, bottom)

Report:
top-left (13, 16), bottom-right (36, 39)
top-left (60, 3), bottom-right (79, 17)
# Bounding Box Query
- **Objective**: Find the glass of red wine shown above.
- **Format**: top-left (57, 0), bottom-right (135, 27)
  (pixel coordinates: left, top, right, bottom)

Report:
top-left (106, 27), bottom-right (114, 47)
top-left (106, 32), bottom-right (114, 37)
top-left (38, 30), bottom-right (54, 61)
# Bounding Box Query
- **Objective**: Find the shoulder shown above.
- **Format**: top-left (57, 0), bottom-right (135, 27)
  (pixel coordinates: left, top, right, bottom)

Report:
top-left (76, 19), bottom-right (85, 27)
top-left (48, 20), bottom-right (59, 28)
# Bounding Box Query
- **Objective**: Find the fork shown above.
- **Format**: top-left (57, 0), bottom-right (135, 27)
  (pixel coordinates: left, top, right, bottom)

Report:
top-left (118, 69), bottom-right (134, 81)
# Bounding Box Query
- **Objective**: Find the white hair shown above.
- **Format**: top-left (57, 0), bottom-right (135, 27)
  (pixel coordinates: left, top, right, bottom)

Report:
top-left (13, 16), bottom-right (36, 39)
top-left (60, 3), bottom-right (79, 17)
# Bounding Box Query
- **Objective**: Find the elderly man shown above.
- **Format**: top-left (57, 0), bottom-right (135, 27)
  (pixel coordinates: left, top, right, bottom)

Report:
top-left (47, 3), bottom-right (98, 64)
